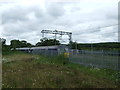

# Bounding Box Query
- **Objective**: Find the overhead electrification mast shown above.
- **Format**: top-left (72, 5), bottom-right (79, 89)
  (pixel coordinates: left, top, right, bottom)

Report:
top-left (41, 29), bottom-right (72, 46)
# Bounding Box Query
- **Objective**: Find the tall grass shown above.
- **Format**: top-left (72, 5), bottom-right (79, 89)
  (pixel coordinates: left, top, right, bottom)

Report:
top-left (2, 51), bottom-right (120, 88)
top-left (66, 63), bottom-right (120, 85)
top-left (32, 53), bottom-right (120, 87)
top-left (34, 54), bottom-right (69, 65)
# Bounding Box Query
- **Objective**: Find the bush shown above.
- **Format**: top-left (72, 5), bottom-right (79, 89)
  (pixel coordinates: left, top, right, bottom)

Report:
top-left (2, 45), bottom-right (11, 55)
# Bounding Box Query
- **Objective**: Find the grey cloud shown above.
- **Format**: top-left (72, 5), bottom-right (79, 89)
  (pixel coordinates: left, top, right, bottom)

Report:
top-left (106, 13), bottom-right (118, 20)
top-left (104, 6), bottom-right (117, 20)
top-left (2, 5), bottom-right (46, 24)
top-left (70, 7), bottom-right (81, 12)
top-left (46, 2), bottom-right (65, 18)
top-left (31, 6), bottom-right (45, 18)
top-left (1, 0), bottom-right (118, 44)
top-left (2, 7), bottom-right (29, 24)
top-left (72, 25), bottom-right (118, 43)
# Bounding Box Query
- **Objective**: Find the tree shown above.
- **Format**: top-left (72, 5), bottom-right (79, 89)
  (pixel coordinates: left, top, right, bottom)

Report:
top-left (36, 42), bottom-right (41, 46)
top-left (21, 40), bottom-right (32, 47)
top-left (21, 40), bottom-right (28, 47)
top-left (26, 43), bottom-right (32, 47)
top-left (21, 40), bottom-right (27, 44)
top-left (71, 42), bottom-right (77, 49)
top-left (10, 40), bottom-right (21, 49)
top-left (36, 38), bottom-right (60, 46)
top-left (10, 39), bottom-right (32, 49)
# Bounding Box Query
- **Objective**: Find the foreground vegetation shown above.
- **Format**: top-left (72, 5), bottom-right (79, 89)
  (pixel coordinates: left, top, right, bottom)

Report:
top-left (2, 51), bottom-right (120, 88)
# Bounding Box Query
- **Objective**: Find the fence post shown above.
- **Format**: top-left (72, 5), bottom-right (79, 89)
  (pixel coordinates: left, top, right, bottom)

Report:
top-left (0, 38), bottom-right (2, 89)
top-left (101, 49), bottom-right (104, 68)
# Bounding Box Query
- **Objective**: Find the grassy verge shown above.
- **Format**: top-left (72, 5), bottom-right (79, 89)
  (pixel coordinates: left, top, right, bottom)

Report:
top-left (34, 54), bottom-right (120, 87)
top-left (2, 52), bottom-right (120, 88)
top-left (66, 63), bottom-right (120, 86)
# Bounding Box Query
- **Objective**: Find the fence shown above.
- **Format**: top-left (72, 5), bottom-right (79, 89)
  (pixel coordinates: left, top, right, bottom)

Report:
top-left (69, 50), bottom-right (120, 70)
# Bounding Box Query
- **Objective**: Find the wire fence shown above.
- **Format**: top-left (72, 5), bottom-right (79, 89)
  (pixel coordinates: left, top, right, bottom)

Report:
top-left (69, 50), bottom-right (120, 71)
top-left (12, 46), bottom-right (120, 71)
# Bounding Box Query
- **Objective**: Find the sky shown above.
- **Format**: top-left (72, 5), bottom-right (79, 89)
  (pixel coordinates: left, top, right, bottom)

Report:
top-left (0, 0), bottom-right (119, 45)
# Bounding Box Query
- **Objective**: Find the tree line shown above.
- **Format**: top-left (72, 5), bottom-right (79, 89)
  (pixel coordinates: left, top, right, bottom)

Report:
top-left (1, 38), bottom-right (120, 52)
top-left (71, 42), bottom-right (120, 51)
top-left (1, 38), bottom-right (61, 55)
top-left (1, 38), bottom-right (60, 50)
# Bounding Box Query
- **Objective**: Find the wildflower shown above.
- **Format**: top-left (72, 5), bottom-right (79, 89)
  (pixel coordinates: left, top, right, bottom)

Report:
top-left (34, 79), bottom-right (36, 82)
top-left (33, 83), bottom-right (35, 85)
top-left (66, 71), bottom-right (69, 74)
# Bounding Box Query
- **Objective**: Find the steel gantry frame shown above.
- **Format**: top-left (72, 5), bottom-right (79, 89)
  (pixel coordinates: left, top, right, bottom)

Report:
top-left (41, 29), bottom-right (72, 44)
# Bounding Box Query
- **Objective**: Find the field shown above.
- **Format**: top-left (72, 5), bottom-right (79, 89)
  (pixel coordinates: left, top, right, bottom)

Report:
top-left (2, 51), bottom-right (120, 88)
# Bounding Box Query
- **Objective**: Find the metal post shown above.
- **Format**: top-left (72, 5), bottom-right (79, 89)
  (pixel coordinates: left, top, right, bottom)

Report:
top-left (0, 38), bottom-right (2, 89)
top-left (75, 41), bottom-right (77, 55)
top-left (69, 33), bottom-right (72, 50)
top-left (42, 33), bottom-right (44, 37)
top-left (101, 49), bottom-right (104, 68)
top-left (55, 34), bottom-right (57, 45)
top-left (91, 41), bottom-right (93, 55)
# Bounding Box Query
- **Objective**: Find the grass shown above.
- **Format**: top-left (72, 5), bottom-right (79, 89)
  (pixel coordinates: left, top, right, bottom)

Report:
top-left (70, 54), bottom-right (119, 70)
top-left (66, 63), bottom-right (120, 86)
top-left (2, 51), bottom-right (120, 88)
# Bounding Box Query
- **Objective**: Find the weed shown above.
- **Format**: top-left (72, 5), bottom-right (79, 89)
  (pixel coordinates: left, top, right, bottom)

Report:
top-left (2, 52), bottom-right (119, 88)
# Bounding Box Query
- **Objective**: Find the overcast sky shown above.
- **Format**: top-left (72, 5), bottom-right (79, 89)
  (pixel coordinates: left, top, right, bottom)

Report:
top-left (0, 0), bottom-right (119, 45)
